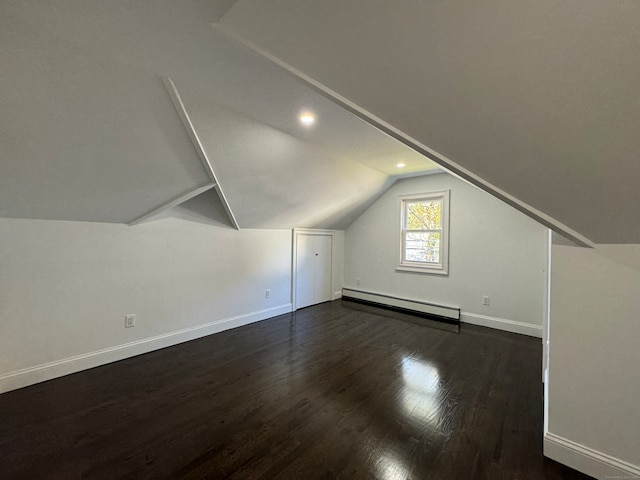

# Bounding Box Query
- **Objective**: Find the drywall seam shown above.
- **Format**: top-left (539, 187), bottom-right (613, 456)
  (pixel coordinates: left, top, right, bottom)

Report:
top-left (0, 303), bottom-right (292, 394)
top-left (544, 432), bottom-right (640, 479)
top-left (211, 23), bottom-right (594, 248)
top-left (160, 76), bottom-right (240, 229)
top-left (461, 312), bottom-right (542, 338)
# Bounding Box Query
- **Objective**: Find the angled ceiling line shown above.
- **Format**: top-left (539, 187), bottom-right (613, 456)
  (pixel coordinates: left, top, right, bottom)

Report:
top-left (160, 76), bottom-right (240, 230)
top-left (211, 23), bottom-right (595, 248)
top-left (129, 183), bottom-right (215, 226)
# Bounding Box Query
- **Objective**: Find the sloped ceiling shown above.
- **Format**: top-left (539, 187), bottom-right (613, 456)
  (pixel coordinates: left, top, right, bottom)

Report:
top-left (148, 188), bottom-right (236, 229)
top-left (0, 9), bottom-right (212, 223)
top-left (0, 0), bottom-right (438, 229)
top-left (221, 0), bottom-right (640, 243)
top-left (177, 84), bottom-right (395, 229)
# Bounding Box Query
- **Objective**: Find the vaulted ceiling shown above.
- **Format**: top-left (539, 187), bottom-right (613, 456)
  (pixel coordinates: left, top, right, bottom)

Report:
top-left (2, 1), bottom-right (638, 242)
top-left (0, 0), bottom-right (437, 230)
top-left (220, 0), bottom-right (640, 244)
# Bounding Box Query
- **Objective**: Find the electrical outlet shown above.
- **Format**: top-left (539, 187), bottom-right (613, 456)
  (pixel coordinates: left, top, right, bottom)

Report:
top-left (265, 289), bottom-right (271, 298)
top-left (124, 314), bottom-right (136, 328)
top-left (356, 278), bottom-right (361, 285)
top-left (482, 296), bottom-right (490, 306)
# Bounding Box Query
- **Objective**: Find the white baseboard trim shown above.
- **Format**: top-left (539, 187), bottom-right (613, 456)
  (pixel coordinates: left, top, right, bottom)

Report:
top-left (0, 304), bottom-right (292, 394)
top-left (332, 290), bottom-right (343, 300)
top-left (544, 432), bottom-right (640, 479)
top-left (461, 312), bottom-right (542, 338)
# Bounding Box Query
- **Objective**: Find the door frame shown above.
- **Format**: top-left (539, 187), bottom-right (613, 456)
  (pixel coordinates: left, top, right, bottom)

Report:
top-left (292, 228), bottom-right (335, 311)
top-left (543, 229), bottom-right (552, 383)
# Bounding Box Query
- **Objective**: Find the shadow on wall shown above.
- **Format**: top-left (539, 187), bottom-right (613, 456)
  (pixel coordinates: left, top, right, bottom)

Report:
top-left (148, 189), bottom-right (235, 228)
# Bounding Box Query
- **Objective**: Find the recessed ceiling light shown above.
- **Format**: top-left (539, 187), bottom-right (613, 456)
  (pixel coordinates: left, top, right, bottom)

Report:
top-left (299, 112), bottom-right (315, 126)
top-left (396, 162), bottom-right (406, 168)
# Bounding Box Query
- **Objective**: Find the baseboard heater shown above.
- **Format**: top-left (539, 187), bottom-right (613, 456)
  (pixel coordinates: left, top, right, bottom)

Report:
top-left (342, 288), bottom-right (460, 327)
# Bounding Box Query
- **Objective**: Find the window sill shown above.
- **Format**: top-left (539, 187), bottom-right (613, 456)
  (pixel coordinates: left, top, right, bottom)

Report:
top-left (396, 264), bottom-right (448, 276)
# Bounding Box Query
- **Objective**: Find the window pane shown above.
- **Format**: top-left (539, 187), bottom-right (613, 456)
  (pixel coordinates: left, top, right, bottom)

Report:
top-left (406, 200), bottom-right (441, 230)
top-left (405, 231), bottom-right (440, 263)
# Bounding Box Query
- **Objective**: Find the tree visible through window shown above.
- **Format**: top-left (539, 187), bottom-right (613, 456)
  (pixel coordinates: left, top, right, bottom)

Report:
top-left (405, 199), bottom-right (442, 263)
top-left (399, 191), bottom-right (449, 274)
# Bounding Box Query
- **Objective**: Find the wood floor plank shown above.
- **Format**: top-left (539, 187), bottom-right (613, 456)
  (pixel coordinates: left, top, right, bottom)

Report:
top-left (0, 301), bottom-right (593, 479)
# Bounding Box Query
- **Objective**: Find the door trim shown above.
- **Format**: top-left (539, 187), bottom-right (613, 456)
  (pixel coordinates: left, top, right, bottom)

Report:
top-left (292, 228), bottom-right (335, 311)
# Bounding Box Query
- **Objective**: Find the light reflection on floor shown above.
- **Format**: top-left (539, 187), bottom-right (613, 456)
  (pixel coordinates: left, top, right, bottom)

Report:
top-left (400, 355), bottom-right (441, 426)
top-left (372, 356), bottom-right (443, 479)
top-left (374, 449), bottom-right (411, 480)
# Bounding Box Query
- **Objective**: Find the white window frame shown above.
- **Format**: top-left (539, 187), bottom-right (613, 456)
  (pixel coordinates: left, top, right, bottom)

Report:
top-left (397, 190), bottom-right (450, 275)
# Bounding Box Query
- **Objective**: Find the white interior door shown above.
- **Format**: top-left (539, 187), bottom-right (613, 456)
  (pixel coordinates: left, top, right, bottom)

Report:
top-left (295, 233), bottom-right (332, 309)
top-left (314, 235), bottom-right (332, 304)
top-left (296, 234), bottom-right (316, 309)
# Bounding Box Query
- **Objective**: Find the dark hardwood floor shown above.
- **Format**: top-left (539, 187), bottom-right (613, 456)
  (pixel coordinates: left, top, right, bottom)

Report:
top-left (0, 301), bottom-right (592, 479)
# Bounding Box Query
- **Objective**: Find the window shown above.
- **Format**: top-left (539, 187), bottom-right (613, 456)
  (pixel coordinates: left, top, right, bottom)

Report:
top-left (398, 190), bottom-right (450, 275)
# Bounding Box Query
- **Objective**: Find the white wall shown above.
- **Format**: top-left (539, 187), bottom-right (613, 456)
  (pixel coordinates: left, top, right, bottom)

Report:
top-left (330, 230), bottom-right (345, 300)
top-left (0, 217), bottom-right (293, 393)
top-left (344, 173), bottom-right (549, 336)
top-left (545, 244), bottom-right (640, 479)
